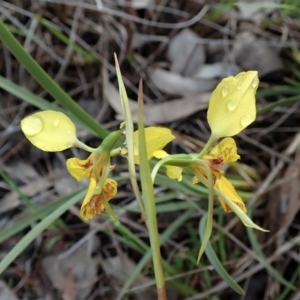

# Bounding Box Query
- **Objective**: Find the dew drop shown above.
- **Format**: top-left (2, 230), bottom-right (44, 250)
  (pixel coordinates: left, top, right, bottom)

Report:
top-left (236, 83), bottom-right (242, 90)
top-left (21, 116), bottom-right (43, 136)
top-left (252, 76), bottom-right (259, 88)
top-left (53, 118), bottom-right (60, 126)
top-left (240, 114), bottom-right (253, 127)
top-left (222, 85), bottom-right (229, 97)
top-left (227, 99), bottom-right (237, 112)
top-left (52, 146), bottom-right (58, 151)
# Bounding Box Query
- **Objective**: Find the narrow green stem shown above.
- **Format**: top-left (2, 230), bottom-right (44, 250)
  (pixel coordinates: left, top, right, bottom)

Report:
top-left (192, 161), bottom-right (215, 263)
top-left (110, 147), bottom-right (121, 157)
top-left (114, 55), bottom-right (145, 217)
top-left (196, 134), bottom-right (218, 158)
top-left (151, 154), bottom-right (193, 183)
top-left (137, 81), bottom-right (166, 299)
top-left (74, 139), bottom-right (97, 152)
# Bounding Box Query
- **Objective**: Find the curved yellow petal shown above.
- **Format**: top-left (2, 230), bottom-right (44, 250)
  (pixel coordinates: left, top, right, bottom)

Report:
top-left (152, 150), bottom-right (183, 181)
top-left (80, 177), bottom-right (97, 220)
top-left (166, 166), bottom-right (183, 181)
top-left (133, 127), bottom-right (175, 164)
top-left (152, 150), bottom-right (169, 159)
top-left (66, 154), bottom-right (93, 181)
top-left (207, 71), bottom-right (259, 138)
top-left (21, 110), bottom-right (77, 151)
top-left (216, 176), bottom-right (247, 213)
top-left (205, 137), bottom-right (240, 164)
top-left (80, 178), bottom-right (118, 220)
top-left (102, 178), bottom-right (118, 200)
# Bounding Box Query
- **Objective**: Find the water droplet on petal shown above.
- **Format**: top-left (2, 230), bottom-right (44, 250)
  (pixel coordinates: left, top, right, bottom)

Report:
top-left (240, 114), bottom-right (253, 127)
top-left (236, 83), bottom-right (242, 90)
top-left (21, 116), bottom-right (43, 136)
top-left (252, 76), bottom-right (259, 88)
top-left (222, 85), bottom-right (229, 97)
top-left (53, 146), bottom-right (58, 151)
top-left (53, 118), bottom-right (60, 126)
top-left (227, 99), bottom-right (237, 112)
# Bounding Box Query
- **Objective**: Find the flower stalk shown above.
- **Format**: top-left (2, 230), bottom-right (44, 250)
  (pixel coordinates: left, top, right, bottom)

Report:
top-left (137, 80), bottom-right (167, 299)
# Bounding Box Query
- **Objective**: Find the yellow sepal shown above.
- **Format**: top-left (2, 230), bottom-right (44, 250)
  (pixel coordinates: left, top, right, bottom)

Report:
top-left (166, 166), bottom-right (183, 181)
top-left (133, 127), bottom-right (175, 164)
top-left (207, 71), bottom-right (259, 138)
top-left (66, 154), bottom-right (93, 181)
top-left (216, 176), bottom-right (247, 212)
top-left (152, 150), bottom-right (183, 181)
top-left (21, 110), bottom-right (76, 151)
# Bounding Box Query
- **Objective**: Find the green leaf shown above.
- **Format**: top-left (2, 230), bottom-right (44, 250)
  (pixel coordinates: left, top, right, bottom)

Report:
top-left (0, 190), bottom-right (85, 274)
top-left (199, 214), bottom-right (245, 295)
top-left (247, 210), bottom-right (296, 291)
top-left (0, 20), bottom-right (108, 138)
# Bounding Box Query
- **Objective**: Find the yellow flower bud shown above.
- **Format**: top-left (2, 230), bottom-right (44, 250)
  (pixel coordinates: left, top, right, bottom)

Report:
top-left (21, 110), bottom-right (76, 151)
top-left (207, 71), bottom-right (259, 138)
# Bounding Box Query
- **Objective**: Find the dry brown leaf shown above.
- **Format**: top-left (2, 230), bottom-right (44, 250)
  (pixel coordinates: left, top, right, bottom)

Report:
top-left (102, 255), bottom-right (156, 300)
top-left (233, 32), bottom-right (283, 77)
top-left (237, 0), bottom-right (279, 21)
top-left (0, 169), bottom-right (67, 214)
top-left (277, 152), bottom-right (300, 236)
top-left (194, 62), bottom-right (241, 79)
top-left (104, 81), bottom-right (210, 125)
top-left (117, 0), bottom-right (153, 8)
top-left (0, 280), bottom-right (19, 300)
top-left (167, 28), bottom-right (205, 76)
top-left (43, 245), bottom-right (97, 300)
top-left (148, 67), bottom-right (218, 96)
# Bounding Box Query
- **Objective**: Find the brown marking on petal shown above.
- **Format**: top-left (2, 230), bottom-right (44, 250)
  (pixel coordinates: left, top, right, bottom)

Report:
top-left (210, 157), bottom-right (223, 166)
top-left (81, 195), bottom-right (104, 220)
top-left (103, 180), bottom-right (117, 199)
top-left (82, 160), bottom-right (93, 168)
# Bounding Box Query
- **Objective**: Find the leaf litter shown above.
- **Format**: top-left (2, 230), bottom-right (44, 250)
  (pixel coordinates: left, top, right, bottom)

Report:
top-left (0, 0), bottom-right (300, 299)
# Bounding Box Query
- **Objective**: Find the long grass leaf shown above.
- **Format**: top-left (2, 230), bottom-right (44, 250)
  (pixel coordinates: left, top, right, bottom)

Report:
top-left (0, 190), bottom-right (85, 274)
top-left (0, 21), bottom-right (108, 138)
top-left (199, 214), bottom-right (245, 295)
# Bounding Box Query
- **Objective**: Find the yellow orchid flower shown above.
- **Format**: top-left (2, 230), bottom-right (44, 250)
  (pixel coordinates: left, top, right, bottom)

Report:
top-left (207, 71), bottom-right (259, 139)
top-left (191, 138), bottom-right (246, 213)
top-left (66, 152), bottom-right (117, 220)
top-left (20, 110), bottom-right (122, 221)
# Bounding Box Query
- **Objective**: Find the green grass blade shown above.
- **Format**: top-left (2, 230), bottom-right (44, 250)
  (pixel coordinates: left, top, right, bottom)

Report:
top-left (0, 189), bottom-right (85, 244)
top-left (0, 75), bottom-right (101, 135)
top-left (257, 95), bottom-right (300, 115)
top-left (116, 209), bottom-right (195, 300)
top-left (36, 16), bottom-right (97, 62)
top-left (0, 20), bottom-right (108, 138)
top-left (0, 189), bottom-right (85, 274)
top-left (199, 214), bottom-right (245, 295)
top-left (246, 213), bottom-right (296, 291)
